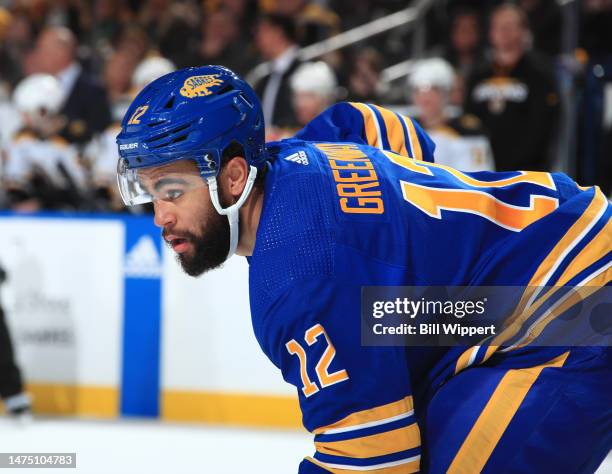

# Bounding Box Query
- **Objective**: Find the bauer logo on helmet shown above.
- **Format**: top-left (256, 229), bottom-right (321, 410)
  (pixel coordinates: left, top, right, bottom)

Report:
top-left (180, 75), bottom-right (224, 98)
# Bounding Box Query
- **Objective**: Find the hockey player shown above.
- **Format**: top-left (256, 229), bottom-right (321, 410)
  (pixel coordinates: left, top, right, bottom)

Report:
top-left (3, 74), bottom-right (86, 211)
top-left (265, 61), bottom-right (338, 141)
top-left (116, 66), bottom-right (611, 473)
top-left (409, 57), bottom-right (495, 172)
top-left (87, 56), bottom-right (176, 211)
top-left (0, 263), bottom-right (31, 420)
top-left (291, 61), bottom-right (338, 128)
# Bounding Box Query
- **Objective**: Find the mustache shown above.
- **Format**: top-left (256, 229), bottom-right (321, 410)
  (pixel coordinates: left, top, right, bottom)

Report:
top-left (162, 228), bottom-right (197, 242)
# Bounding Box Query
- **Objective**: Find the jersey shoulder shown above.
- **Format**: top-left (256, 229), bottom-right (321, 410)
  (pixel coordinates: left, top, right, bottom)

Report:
top-left (11, 129), bottom-right (37, 145)
top-left (249, 139), bottom-right (337, 306)
top-left (447, 114), bottom-right (487, 137)
top-left (294, 101), bottom-right (436, 163)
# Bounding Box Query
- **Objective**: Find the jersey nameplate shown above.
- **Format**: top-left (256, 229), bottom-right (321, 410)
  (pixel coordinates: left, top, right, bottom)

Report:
top-left (315, 143), bottom-right (384, 215)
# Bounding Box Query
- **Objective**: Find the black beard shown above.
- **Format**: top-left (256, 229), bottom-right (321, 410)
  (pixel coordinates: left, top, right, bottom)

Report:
top-left (172, 207), bottom-right (230, 277)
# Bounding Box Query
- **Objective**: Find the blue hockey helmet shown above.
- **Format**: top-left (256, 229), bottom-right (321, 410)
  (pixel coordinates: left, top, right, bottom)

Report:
top-left (116, 65), bottom-right (266, 258)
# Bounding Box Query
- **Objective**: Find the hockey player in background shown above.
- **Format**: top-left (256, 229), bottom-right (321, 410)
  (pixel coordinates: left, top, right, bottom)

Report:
top-left (3, 74), bottom-right (86, 211)
top-left (291, 62), bottom-right (338, 129)
top-left (86, 56), bottom-right (176, 212)
top-left (409, 57), bottom-right (494, 172)
top-left (265, 61), bottom-right (339, 141)
top-left (116, 66), bottom-right (611, 473)
top-left (0, 263), bottom-right (31, 420)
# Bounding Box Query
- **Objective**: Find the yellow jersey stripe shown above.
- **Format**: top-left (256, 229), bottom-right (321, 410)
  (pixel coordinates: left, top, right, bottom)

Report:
top-left (506, 261), bottom-right (611, 351)
top-left (437, 169), bottom-right (556, 190)
top-left (398, 115), bottom-right (423, 161)
top-left (454, 346), bottom-right (480, 375)
top-left (349, 102), bottom-right (380, 149)
top-left (315, 423), bottom-right (421, 459)
top-left (314, 396), bottom-right (414, 435)
top-left (382, 150), bottom-right (432, 175)
top-left (482, 345), bottom-right (498, 362)
top-left (447, 351), bottom-right (570, 474)
top-left (556, 217), bottom-right (611, 286)
top-left (490, 188), bottom-right (608, 344)
top-left (305, 456), bottom-right (420, 473)
top-left (495, 285), bottom-right (563, 353)
top-left (371, 104), bottom-right (408, 156)
top-left (495, 193), bottom-right (610, 351)
top-left (455, 189), bottom-right (608, 374)
top-left (525, 188), bottom-right (608, 291)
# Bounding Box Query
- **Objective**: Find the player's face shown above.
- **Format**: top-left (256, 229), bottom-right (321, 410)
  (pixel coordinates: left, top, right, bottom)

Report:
top-left (490, 9), bottom-right (526, 53)
top-left (144, 160), bottom-right (230, 276)
top-left (413, 87), bottom-right (445, 121)
top-left (451, 14), bottom-right (480, 53)
top-left (293, 91), bottom-right (328, 126)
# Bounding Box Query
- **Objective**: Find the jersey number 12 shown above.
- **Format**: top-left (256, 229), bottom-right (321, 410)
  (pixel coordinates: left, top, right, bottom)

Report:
top-left (286, 324), bottom-right (349, 397)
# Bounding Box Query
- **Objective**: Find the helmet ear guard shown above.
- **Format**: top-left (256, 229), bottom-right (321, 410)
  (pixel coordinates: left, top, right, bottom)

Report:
top-left (206, 165), bottom-right (258, 259)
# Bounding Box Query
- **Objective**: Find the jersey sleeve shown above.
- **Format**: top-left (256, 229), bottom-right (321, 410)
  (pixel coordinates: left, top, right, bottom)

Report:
top-left (57, 144), bottom-right (87, 190)
top-left (294, 102), bottom-right (435, 163)
top-left (254, 277), bottom-right (421, 473)
top-left (4, 141), bottom-right (32, 185)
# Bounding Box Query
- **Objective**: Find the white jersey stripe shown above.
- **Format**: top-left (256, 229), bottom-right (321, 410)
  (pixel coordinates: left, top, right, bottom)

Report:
top-left (399, 114), bottom-right (417, 159)
top-left (317, 454), bottom-right (420, 471)
top-left (501, 259), bottom-right (612, 352)
top-left (319, 410), bottom-right (414, 435)
top-left (525, 192), bottom-right (608, 307)
top-left (365, 104), bottom-right (383, 150)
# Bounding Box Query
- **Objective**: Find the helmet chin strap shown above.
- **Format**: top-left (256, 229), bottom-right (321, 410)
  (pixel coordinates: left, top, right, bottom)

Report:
top-left (206, 165), bottom-right (258, 259)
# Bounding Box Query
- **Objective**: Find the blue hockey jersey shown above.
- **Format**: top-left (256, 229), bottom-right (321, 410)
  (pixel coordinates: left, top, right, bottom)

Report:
top-left (246, 102), bottom-right (612, 473)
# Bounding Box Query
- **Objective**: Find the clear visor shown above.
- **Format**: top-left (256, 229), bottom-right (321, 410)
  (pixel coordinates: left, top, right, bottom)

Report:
top-left (117, 158), bottom-right (209, 206)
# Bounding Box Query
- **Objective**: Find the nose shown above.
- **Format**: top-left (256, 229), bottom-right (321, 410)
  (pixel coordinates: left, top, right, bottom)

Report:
top-left (153, 200), bottom-right (177, 228)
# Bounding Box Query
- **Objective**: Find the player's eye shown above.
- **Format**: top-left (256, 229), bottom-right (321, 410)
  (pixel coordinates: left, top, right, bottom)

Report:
top-left (163, 188), bottom-right (184, 201)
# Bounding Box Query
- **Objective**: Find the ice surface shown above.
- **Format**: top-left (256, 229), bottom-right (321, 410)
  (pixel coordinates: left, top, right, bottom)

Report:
top-left (0, 417), bottom-right (312, 474)
top-left (0, 417), bottom-right (609, 473)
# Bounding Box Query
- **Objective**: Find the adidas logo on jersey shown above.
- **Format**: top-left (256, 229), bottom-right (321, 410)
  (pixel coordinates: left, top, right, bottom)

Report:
top-left (284, 151), bottom-right (309, 165)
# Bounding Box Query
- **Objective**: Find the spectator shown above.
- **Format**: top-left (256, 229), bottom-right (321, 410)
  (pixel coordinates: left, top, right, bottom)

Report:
top-left (114, 25), bottom-right (151, 66)
top-left (149, 1), bottom-right (200, 69)
top-left (104, 50), bottom-right (138, 123)
top-left (519, 0), bottom-right (561, 57)
top-left (580, 0), bottom-right (612, 57)
top-left (577, 0), bottom-right (612, 190)
top-left (205, 0), bottom-right (258, 36)
top-left (0, 7), bottom-right (22, 148)
top-left (265, 0), bottom-right (341, 46)
top-left (410, 58), bottom-right (494, 172)
top-left (442, 7), bottom-right (484, 85)
top-left (0, 8), bottom-right (34, 91)
top-left (346, 48), bottom-right (384, 103)
top-left (0, 8), bottom-right (18, 92)
top-left (4, 74), bottom-right (86, 212)
top-left (291, 61), bottom-right (338, 127)
top-left (137, 0), bottom-right (174, 46)
top-left (89, 0), bottom-right (126, 54)
top-left (428, 7), bottom-right (484, 106)
top-left (464, 3), bottom-right (559, 171)
top-left (253, 13), bottom-right (301, 130)
top-left (193, 7), bottom-right (256, 76)
top-left (30, 26), bottom-right (112, 145)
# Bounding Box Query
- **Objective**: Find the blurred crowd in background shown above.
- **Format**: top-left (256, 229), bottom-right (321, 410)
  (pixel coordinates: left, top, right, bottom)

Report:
top-left (0, 0), bottom-right (610, 214)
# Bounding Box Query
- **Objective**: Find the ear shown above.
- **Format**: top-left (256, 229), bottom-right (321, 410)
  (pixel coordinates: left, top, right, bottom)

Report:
top-left (221, 156), bottom-right (249, 200)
